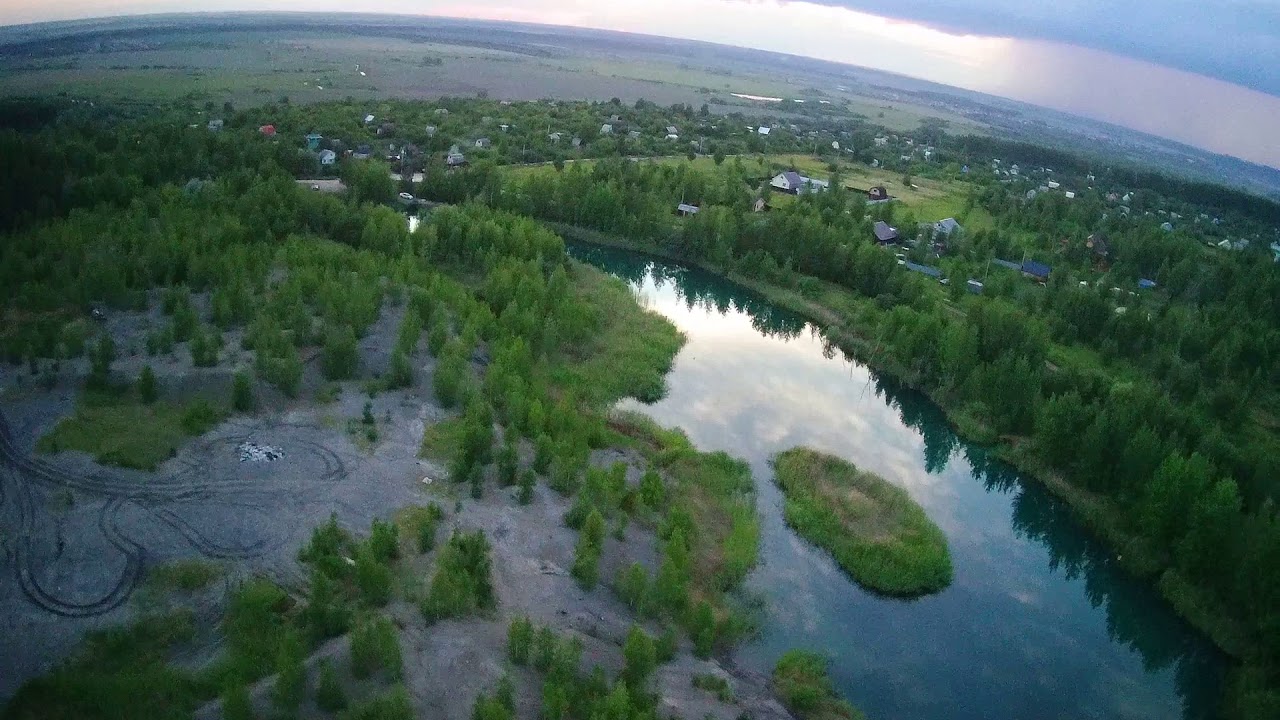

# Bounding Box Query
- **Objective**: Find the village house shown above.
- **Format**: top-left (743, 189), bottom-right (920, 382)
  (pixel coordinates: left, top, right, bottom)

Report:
top-left (446, 150), bottom-right (467, 167)
top-left (548, 132), bottom-right (562, 143)
top-left (866, 186), bottom-right (891, 204)
top-left (665, 133), bottom-right (679, 141)
top-left (753, 197), bottom-right (769, 213)
top-left (932, 217), bottom-right (963, 237)
top-left (676, 203), bottom-right (700, 216)
top-left (757, 126), bottom-right (771, 136)
top-left (378, 122), bottom-right (396, 136)
top-left (474, 137), bottom-right (492, 149)
top-left (874, 136), bottom-right (888, 147)
top-left (305, 133), bottom-right (323, 150)
top-left (665, 125), bottom-right (678, 135)
top-left (628, 130), bottom-right (642, 140)
top-left (425, 125), bottom-right (437, 137)
top-left (352, 144), bottom-right (372, 160)
top-left (571, 137), bottom-right (582, 148)
top-left (600, 123), bottom-right (613, 135)
top-left (319, 149), bottom-right (336, 166)
top-left (207, 119), bottom-right (223, 132)
top-left (363, 114), bottom-right (375, 124)
top-left (258, 124), bottom-right (276, 137)
top-left (1021, 260), bottom-right (1052, 282)
top-left (873, 221), bottom-right (899, 244)
top-left (770, 171), bottom-right (829, 195)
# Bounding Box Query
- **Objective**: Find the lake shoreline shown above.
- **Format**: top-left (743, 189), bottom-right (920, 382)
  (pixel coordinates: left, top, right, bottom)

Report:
top-left (557, 223), bottom-right (1247, 670)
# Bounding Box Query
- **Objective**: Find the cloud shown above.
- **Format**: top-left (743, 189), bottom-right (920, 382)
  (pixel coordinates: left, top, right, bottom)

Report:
top-left (786, 0), bottom-right (1280, 96)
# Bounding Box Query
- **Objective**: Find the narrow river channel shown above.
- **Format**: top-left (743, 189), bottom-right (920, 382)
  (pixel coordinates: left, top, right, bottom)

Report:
top-left (569, 242), bottom-right (1226, 720)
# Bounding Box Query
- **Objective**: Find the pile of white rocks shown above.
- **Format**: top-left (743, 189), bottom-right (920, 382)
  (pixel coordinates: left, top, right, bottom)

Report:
top-left (237, 441), bottom-right (284, 463)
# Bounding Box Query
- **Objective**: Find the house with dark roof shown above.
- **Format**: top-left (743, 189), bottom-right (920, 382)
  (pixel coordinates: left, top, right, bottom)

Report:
top-left (933, 218), bottom-right (962, 237)
top-left (1021, 260), bottom-right (1052, 282)
top-left (867, 186), bottom-right (891, 204)
top-left (207, 119), bottom-right (224, 132)
top-left (1138, 278), bottom-right (1158, 290)
top-left (305, 133), bottom-right (323, 150)
top-left (873, 221), bottom-right (899, 244)
top-left (770, 171), bottom-right (829, 195)
top-left (992, 258), bottom-right (1021, 271)
top-left (771, 171), bottom-right (805, 193)
top-left (352, 144), bottom-right (372, 160)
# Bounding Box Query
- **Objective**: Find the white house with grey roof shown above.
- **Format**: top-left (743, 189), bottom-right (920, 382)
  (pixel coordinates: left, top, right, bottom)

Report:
top-left (770, 171), bottom-right (829, 195)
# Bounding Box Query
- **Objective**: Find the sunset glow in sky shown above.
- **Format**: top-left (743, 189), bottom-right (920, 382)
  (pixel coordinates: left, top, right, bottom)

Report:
top-left (3, 0), bottom-right (1279, 168)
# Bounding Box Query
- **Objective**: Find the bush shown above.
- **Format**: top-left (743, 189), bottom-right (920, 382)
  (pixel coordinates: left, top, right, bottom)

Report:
top-left (497, 436), bottom-right (518, 486)
top-left (692, 673), bottom-right (733, 702)
top-left (300, 567), bottom-right (352, 641)
top-left (354, 546), bottom-right (392, 607)
top-left (270, 631), bottom-right (306, 715)
top-left (221, 683), bottom-right (255, 720)
top-left (420, 530), bottom-right (494, 622)
top-left (509, 473), bottom-right (532, 510)
top-left (316, 659), bottom-right (348, 712)
top-left (137, 365), bottom-right (157, 403)
top-left (368, 519), bottom-right (400, 563)
top-left (622, 625), bottom-right (656, 692)
top-left (405, 503), bottom-right (444, 553)
top-left (340, 686), bottom-right (414, 720)
top-left (571, 509), bottom-right (606, 589)
top-left (232, 371), bottom-right (256, 412)
top-left (350, 616), bottom-right (402, 680)
top-left (639, 469), bottom-right (665, 509)
top-left (772, 650), bottom-right (862, 720)
top-left (432, 342), bottom-right (468, 408)
top-left (386, 351), bottom-right (413, 388)
top-left (179, 399), bottom-right (223, 435)
top-left (689, 600), bottom-right (716, 659)
top-left (507, 616), bottom-right (534, 665)
top-left (616, 562), bottom-right (648, 612)
top-left (322, 325), bottom-right (360, 380)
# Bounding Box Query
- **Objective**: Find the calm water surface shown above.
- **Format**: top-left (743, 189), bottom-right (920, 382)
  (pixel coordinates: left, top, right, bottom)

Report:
top-left (570, 243), bottom-right (1226, 720)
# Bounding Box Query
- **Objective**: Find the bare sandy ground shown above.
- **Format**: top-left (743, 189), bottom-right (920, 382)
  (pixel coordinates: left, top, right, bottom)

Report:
top-left (0, 300), bottom-right (793, 718)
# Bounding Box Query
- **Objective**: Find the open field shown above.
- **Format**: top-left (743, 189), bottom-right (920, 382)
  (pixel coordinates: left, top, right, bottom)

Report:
top-left (0, 16), bottom-right (987, 138)
top-left (504, 153), bottom-right (988, 225)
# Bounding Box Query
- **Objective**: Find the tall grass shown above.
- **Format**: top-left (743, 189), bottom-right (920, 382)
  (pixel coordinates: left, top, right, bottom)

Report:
top-left (547, 267), bottom-right (686, 407)
top-left (772, 650), bottom-right (864, 720)
top-left (772, 447), bottom-right (952, 597)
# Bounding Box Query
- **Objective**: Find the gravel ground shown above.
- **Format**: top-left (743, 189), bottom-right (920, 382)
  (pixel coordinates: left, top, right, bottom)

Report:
top-left (0, 300), bottom-right (793, 718)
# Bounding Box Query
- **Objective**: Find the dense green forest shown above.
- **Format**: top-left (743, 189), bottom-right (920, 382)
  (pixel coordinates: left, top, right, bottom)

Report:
top-left (2, 95), bottom-right (1279, 718)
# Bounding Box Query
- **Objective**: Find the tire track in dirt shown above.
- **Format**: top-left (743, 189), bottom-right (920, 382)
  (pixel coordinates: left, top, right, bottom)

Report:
top-left (0, 410), bottom-right (354, 617)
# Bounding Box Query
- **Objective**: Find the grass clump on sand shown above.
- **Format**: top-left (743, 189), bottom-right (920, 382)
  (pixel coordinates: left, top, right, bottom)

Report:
top-left (772, 447), bottom-right (952, 597)
top-left (1, 612), bottom-right (209, 720)
top-left (772, 650), bottom-right (864, 720)
top-left (142, 559), bottom-right (223, 593)
top-left (37, 386), bottom-right (225, 471)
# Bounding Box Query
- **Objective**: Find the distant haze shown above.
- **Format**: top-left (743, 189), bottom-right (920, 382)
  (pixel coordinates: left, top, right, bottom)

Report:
top-left (3, 0), bottom-right (1279, 169)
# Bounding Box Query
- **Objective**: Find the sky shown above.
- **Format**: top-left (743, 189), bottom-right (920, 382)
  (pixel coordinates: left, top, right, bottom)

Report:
top-left (2, 0), bottom-right (1279, 168)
